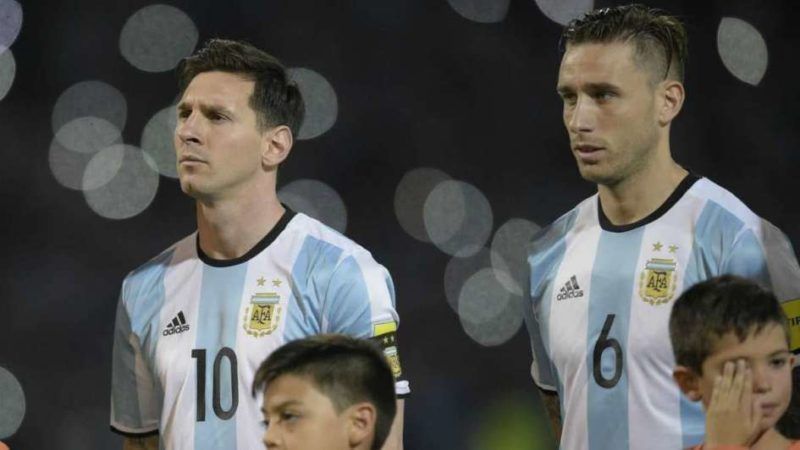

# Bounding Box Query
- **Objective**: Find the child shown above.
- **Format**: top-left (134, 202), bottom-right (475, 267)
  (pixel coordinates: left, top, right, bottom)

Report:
top-left (670, 275), bottom-right (798, 450)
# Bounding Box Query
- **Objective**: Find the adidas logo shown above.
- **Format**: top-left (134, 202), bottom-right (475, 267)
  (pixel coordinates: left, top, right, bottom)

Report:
top-left (556, 275), bottom-right (584, 301)
top-left (162, 311), bottom-right (190, 336)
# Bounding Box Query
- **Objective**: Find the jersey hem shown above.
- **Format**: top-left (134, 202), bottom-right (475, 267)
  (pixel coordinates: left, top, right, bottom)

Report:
top-left (109, 425), bottom-right (159, 438)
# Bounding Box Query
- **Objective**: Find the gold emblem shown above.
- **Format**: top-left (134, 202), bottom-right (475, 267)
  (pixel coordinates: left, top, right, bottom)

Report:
top-left (243, 292), bottom-right (281, 337)
top-left (639, 258), bottom-right (677, 305)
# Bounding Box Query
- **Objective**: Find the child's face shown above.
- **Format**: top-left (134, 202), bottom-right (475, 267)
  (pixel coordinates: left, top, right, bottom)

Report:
top-left (698, 324), bottom-right (794, 430)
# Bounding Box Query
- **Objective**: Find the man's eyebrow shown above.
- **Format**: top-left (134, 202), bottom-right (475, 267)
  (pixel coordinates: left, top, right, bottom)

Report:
top-left (176, 101), bottom-right (235, 116)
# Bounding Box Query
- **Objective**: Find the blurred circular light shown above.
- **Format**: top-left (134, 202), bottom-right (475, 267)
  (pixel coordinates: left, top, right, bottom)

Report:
top-left (458, 268), bottom-right (524, 346)
top-left (444, 247), bottom-right (511, 313)
top-left (534, 0), bottom-right (594, 26)
top-left (288, 68), bottom-right (338, 140)
top-left (0, 48), bottom-right (14, 101)
top-left (394, 167), bottom-right (452, 243)
top-left (49, 139), bottom-right (108, 190)
top-left (54, 117), bottom-right (122, 155)
top-left (119, 4), bottom-right (198, 73)
top-left (52, 80), bottom-right (127, 135)
top-left (278, 179), bottom-right (347, 233)
top-left (0, 0), bottom-right (22, 53)
top-left (490, 218), bottom-right (541, 296)
top-left (0, 366), bottom-right (25, 439)
top-left (141, 105), bottom-right (178, 178)
top-left (446, 0), bottom-right (510, 23)
top-left (424, 180), bottom-right (493, 257)
top-left (83, 145), bottom-right (159, 220)
top-left (717, 17), bottom-right (768, 86)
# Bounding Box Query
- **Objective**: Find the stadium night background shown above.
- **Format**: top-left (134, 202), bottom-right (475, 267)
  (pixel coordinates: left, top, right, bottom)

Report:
top-left (1, 0), bottom-right (798, 448)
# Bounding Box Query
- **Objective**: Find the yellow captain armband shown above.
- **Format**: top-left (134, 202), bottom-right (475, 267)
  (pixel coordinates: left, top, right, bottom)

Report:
top-left (370, 321), bottom-right (402, 379)
top-left (782, 299), bottom-right (800, 354)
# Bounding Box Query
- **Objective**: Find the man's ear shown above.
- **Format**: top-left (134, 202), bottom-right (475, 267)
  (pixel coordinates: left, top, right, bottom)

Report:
top-left (346, 402), bottom-right (377, 448)
top-left (262, 125), bottom-right (294, 168)
top-left (673, 365), bottom-right (702, 402)
top-left (657, 79), bottom-right (685, 126)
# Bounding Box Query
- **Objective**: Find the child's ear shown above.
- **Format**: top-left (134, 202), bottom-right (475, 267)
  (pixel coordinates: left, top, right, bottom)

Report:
top-left (346, 402), bottom-right (377, 447)
top-left (673, 365), bottom-right (702, 402)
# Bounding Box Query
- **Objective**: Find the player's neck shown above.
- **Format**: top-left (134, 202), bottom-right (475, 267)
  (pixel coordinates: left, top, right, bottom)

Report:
top-left (749, 427), bottom-right (791, 450)
top-left (597, 153), bottom-right (687, 226)
top-left (195, 182), bottom-right (285, 260)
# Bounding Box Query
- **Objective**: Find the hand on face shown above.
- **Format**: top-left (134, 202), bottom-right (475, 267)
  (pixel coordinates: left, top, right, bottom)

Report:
top-left (705, 359), bottom-right (765, 448)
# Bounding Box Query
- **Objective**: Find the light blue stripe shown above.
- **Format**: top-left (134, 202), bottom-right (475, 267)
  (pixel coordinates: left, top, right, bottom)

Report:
top-left (112, 249), bottom-right (174, 429)
top-left (679, 200), bottom-right (762, 447)
top-left (324, 255), bottom-right (373, 337)
top-left (526, 210), bottom-right (577, 409)
top-left (285, 236), bottom-right (344, 341)
top-left (587, 229), bottom-right (643, 450)
top-left (194, 263), bottom-right (248, 450)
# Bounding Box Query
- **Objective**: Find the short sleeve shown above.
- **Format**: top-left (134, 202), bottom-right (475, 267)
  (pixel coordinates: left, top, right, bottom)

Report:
top-left (110, 289), bottom-right (160, 436)
top-left (324, 250), bottom-right (409, 397)
top-left (522, 295), bottom-right (558, 392)
top-left (722, 219), bottom-right (800, 353)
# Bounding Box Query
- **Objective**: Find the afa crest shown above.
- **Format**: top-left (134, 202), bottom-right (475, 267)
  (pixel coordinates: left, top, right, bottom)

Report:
top-left (243, 292), bottom-right (281, 337)
top-left (639, 258), bottom-right (677, 306)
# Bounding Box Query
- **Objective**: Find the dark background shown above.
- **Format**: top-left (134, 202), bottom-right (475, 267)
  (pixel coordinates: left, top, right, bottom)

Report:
top-left (1, 0), bottom-right (798, 449)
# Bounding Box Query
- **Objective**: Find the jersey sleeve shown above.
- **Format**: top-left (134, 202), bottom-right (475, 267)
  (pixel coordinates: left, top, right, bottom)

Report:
top-left (722, 219), bottom-right (800, 354)
top-left (323, 249), bottom-right (409, 397)
top-left (110, 287), bottom-right (160, 436)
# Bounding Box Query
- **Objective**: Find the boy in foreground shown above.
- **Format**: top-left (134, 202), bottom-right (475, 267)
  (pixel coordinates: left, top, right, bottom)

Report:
top-left (670, 276), bottom-right (798, 449)
top-left (252, 334), bottom-right (397, 450)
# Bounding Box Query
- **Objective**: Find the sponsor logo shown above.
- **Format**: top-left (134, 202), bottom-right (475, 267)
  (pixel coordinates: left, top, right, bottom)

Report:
top-left (556, 275), bottom-right (584, 301)
top-left (163, 311), bottom-right (190, 336)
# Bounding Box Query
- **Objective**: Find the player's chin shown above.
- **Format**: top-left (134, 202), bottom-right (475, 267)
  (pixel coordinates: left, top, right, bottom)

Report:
top-left (576, 165), bottom-right (617, 186)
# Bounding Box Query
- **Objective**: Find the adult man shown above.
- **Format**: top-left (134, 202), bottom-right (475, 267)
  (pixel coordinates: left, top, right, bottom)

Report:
top-left (525, 5), bottom-right (800, 450)
top-left (253, 334), bottom-right (397, 450)
top-left (110, 39), bottom-right (408, 450)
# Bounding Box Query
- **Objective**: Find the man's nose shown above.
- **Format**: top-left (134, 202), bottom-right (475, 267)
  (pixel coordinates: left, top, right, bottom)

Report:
top-left (175, 112), bottom-right (202, 146)
top-left (567, 95), bottom-right (595, 135)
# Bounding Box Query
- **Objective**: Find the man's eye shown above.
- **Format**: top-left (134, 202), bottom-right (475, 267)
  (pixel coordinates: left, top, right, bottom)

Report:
top-left (281, 412), bottom-right (299, 422)
top-left (561, 94), bottom-right (577, 105)
top-left (595, 91), bottom-right (614, 100)
top-left (178, 110), bottom-right (191, 119)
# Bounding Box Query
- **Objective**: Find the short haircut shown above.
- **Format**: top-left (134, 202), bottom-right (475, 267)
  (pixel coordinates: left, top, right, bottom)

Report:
top-left (669, 275), bottom-right (790, 374)
top-left (177, 38), bottom-right (305, 135)
top-left (561, 4), bottom-right (688, 83)
top-left (252, 334), bottom-right (397, 450)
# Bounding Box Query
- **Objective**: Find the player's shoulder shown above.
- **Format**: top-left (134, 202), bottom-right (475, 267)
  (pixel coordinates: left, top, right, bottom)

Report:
top-left (121, 233), bottom-right (195, 300)
top-left (530, 195), bottom-right (595, 256)
top-left (688, 177), bottom-right (762, 230)
top-left (287, 212), bottom-right (375, 260)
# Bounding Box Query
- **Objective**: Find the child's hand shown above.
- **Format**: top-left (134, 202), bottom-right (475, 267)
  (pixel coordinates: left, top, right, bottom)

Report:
top-left (705, 359), bottom-right (764, 448)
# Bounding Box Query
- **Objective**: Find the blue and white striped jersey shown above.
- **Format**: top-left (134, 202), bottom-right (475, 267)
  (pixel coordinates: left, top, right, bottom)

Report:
top-left (525, 175), bottom-right (800, 450)
top-left (111, 210), bottom-right (409, 450)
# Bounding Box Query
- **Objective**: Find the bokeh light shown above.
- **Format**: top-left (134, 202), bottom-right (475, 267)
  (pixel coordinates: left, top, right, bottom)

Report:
top-left (0, 48), bottom-right (14, 101)
top-left (52, 81), bottom-right (127, 135)
top-left (394, 167), bottom-right (452, 243)
top-left (278, 179), bottom-right (347, 233)
top-left (468, 393), bottom-right (552, 450)
top-left (0, 366), bottom-right (25, 439)
top-left (49, 131), bottom-right (123, 191)
top-left (444, 247), bottom-right (510, 313)
top-left (446, 0), bottom-right (510, 24)
top-left (0, 0), bottom-right (22, 53)
top-left (288, 68), bottom-right (338, 140)
top-left (141, 105), bottom-right (178, 178)
top-left (83, 145), bottom-right (159, 219)
top-left (458, 268), bottom-right (523, 346)
top-left (119, 4), bottom-right (198, 73)
top-left (717, 17), bottom-right (768, 86)
top-left (54, 117), bottom-right (122, 155)
top-left (534, 0), bottom-right (594, 26)
top-left (424, 180), bottom-right (493, 257)
top-left (490, 218), bottom-right (541, 296)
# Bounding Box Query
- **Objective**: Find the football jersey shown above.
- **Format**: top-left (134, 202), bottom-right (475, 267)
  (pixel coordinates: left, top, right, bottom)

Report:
top-left (110, 210), bottom-right (409, 450)
top-left (525, 175), bottom-right (800, 450)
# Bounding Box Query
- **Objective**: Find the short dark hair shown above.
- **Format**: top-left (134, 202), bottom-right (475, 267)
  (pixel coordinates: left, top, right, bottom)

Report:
top-left (561, 4), bottom-right (688, 83)
top-left (177, 38), bottom-right (305, 135)
top-left (669, 275), bottom-right (790, 374)
top-left (252, 334), bottom-right (397, 450)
